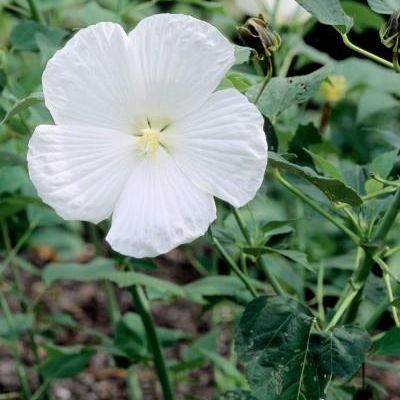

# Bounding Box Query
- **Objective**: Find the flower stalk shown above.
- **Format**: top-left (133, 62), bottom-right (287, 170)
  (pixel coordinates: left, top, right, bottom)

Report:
top-left (340, 33), bottom-right (394, 70)
top-left (328, 189), bottom-right (400, 328)
top-left (129, 285), bottom-right (175, 400)
top-left (231, 208), bottom-right (285, 295)
top-left (210, 231), bottom-right (258, 298)
top-left (26, 0), bottom-right (43, 23)
top-left (273, 169), bottom-right (360, 245)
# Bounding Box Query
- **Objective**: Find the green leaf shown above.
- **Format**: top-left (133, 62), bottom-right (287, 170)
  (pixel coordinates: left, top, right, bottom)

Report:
top-left (10, 21), bottom-right (67, 51)
top-left (43, 258), bottom-right (116, 285)
top-left (367, 0), bottom-right (400, 14)
top-left (248, 66), bottom-right (332, 122)
top-left (294, 0), bottom-right (353, 33)
top-left (305, 150), bottom-right (343, 180)
top-left (235, 296), bottom-right (314, 400)
top-left (185, 275), bottom-right (262, 304)
top-left (0, 152), bottom-right (26, 167)
top-left (243, 247), bottom-right (310, 268)
top-left (234, 45), bottom-right (252, 65)
top-left (369, 150), bottom-right (397, 179)
top-left (0, 196), bottom-right (41, 219)
top-left (269, 152), bottom-right (363, 205)
top-left (235, 297), bottom-right (371, 400)
top-left (309, 326), bottom-right (371, 380)
top-left (40, 351), bottom-right (93, 380)
top-left (0, 313), bottom-right (33, 339)
top-left (106, 271), bottom-right (187, 298)
top-left (373, 327), bottom-right (400, 355)
top-left (217, 391), bottom-right (257, 400)
top-left (1, 92), bottom-right (44, 125)
top-left (342, 1), bottom-right (385, 33)
top-left (114, 312), bottom-right (188, 360)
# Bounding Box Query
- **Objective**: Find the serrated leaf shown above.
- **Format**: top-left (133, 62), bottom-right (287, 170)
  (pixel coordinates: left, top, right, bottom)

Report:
top-left (309, 326), bottom-right (371, 379)
top-left (294, 0), bottom-right (353, 32)
top-left (367, 0), bottom-right (400, 14)
top-left (269, 152), bottom-right (362, 205)
top-left (1, 92), bottom-right (44, 125)
top-left (235, 296), bottom-right (314, 400)
top-left (248, 66), bottom-right (332, 122)
top-left (235, 297), bottom-right (370, 400)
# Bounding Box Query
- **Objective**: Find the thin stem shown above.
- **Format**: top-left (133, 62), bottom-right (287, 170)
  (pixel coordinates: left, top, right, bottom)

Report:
top-left (0, 292), bottom-right (31, 400)
top-left (317, 263), bottom-right (325, 323)
top-left (210, 233), bottom-right (258, 298)
top-left (231, 208), bottom-right (284, 295)
top-left (88, 224), bottom-right (120, 328)
top-left (127, 367), bottom-right (143, 400)
top-left (1, 221), bottom-right (47, 398)
top-left (373, 189), bottom-right (400, 241)
top-left (341, 33), bottom-right (394, 69)
top-left (26, 0), bottom-right (43, 23)
top-left (254, 57), bottom-right (273, 104)
top-left (330, 190), bottom-right (400, 327)
top-left (335, 186), bottom-right (397, 209)
top-left (129, 285), bottom-right (175, 400)
top-left (374, 256), bottom-right (400, 327)
top-left (273, 169), bottom-right (360, 245)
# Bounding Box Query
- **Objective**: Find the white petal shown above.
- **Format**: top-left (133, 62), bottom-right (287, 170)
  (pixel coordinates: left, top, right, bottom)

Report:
top-left (43, 23), bottom-right (134, 131)
top-left (27, 125), bottom-right (136, 223)
top-left (106, 148), bottom-right (216, 258)
top-left (127, 14), bottom-right (235, 121)
top-left (165, 89), bottom-right (267, 208)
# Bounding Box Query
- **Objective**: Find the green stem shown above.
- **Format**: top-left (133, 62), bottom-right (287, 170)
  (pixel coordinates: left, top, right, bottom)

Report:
top-left (329, 190), bottom-right (400, 327)
top-left (254, 57), bottom-right (273, 104)
top-left (341, 33), bottom-right (394, 69)
top-left (129, 285), bottom-right (175, 400)
top-left (210, 233), bottom-right (258, 298)
top-left (1, 221), bottom-right (45, 397)
top-left (374, 256), bottom-right (400, 327)
top-left (0, 292), bottom-right (31, 400)
top-left (26, 0), bottom-right (43, 22)
top-left (88, 224), bottom-right (120, 328)
top-left (373, 189), bottom-right (400, 241)
top-left (127, 367), bottom-right (143, 400)
top-left (231, 208), bottom-right (285, 296)
top-left (273, 169), bottom-right (360, 245)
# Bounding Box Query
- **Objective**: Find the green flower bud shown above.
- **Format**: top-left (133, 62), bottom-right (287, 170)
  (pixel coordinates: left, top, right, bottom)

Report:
top-left (237, 15), bottom-right (281, 59)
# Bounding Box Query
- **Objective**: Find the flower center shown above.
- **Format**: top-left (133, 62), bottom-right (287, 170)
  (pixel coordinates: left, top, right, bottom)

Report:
top-left (136, 127), bottom-right (160, 157)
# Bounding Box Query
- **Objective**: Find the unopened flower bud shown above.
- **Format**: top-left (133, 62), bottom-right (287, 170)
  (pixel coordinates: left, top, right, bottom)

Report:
top-left (237, 15), bottom-right (281, 59)
top-left (380, 9), bottom-right (400, 49)
top-left (380, 9), bottom-right (400, 70)
top-left (319, 75), bottom-right (347, 104)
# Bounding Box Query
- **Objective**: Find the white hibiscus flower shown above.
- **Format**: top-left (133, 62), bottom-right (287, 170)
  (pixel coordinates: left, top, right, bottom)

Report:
top-left (27, 14), bottom-right (267, 258)
top-left (235, 0), bottom-right (310, 24)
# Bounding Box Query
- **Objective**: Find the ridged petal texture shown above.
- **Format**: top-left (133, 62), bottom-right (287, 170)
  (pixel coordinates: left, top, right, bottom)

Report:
top-left (106, 149), bottom-right (216, 258)
top-left (165, 89), bottom-right (267, 208)
top-left (127, 14), bottom-right (235, 121)
top-left (28, 14), bottom-right (268, 258)
top-left (28, 125), bottom-right (135, 223)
